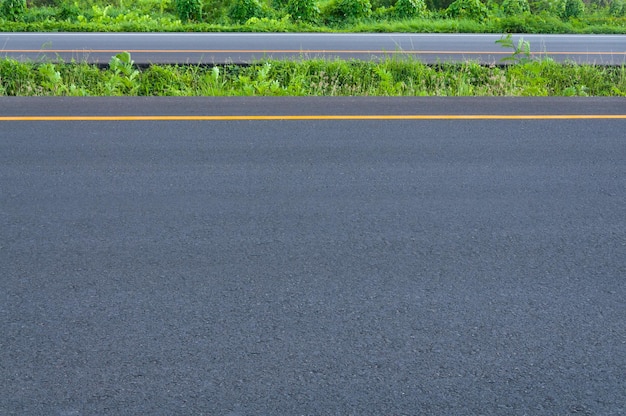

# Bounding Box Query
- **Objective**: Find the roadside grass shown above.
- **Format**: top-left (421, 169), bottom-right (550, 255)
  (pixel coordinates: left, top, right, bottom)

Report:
top-left (2, 15), bottom-right (625, 33)
top-left (1, 0), bottom-right (626, 33)
top-left (1, 55), bottom-right (625, 96)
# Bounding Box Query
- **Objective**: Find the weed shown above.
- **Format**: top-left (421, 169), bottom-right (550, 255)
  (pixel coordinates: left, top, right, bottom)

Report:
top-left (394, 0), bottom-right (428, 18)
top-left (562, 0), bottom-right (583, 18)
top-left (324, 0), bottom-right (372, 23)
top-left (107, 51), bottom-right (140, 95)
top-left (609, 0), bottom-right (625, 17)
top-left (496, 33), bottom-right (533, 64)
top-left (37, 63), bottom-right (63, 94)
top-left (286, 0), bottom-right (320, 22)
top-left (175, 0), bottom-right (202, 21)
top-left (501, 0), bottom-right (530, 15)
top-left (1, 53), bottom-right (625, 97)
top-left (446, 0), bottom-right (488, 21)
top-left (228, 0), bottom-right (265, 22)
top-left (1, 0), bottom-right (26, 20)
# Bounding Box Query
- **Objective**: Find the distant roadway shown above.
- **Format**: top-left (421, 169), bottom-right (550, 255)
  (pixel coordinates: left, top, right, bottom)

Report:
top-left (1, 97), bottom-right (625, 415)
top-left (1, 32), bottom-right (625, 64)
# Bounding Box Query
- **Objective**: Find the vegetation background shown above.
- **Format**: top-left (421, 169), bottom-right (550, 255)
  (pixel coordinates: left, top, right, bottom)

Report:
top-left (1, 0), bottom-right (625, 96)
top-left (0, 0), bottom-right (625, 33)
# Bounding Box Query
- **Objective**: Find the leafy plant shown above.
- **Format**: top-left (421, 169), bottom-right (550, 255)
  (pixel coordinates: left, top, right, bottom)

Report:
top-left (56, 0), bottom-right (80, 20)
top-left (608, 0), bottom-right (625, 16)
top-left (496, 33), bottom-right (533, 63)
top-left (286, 0), bottom-right (319, 22)
top-left (107, 51), bottom-right (139, 94)
top-left (1, 0), bottom-right (26, 21)
top-left (528, 0), bottom-right (563, 15)
top-left (501, 0), bottom-right (529, 15)
top-left (244, 15), bottom-right (293, 30)
top-left (228, 0), bottom-right (264, 22)
top-left (174, 0), bottom-right (201, 21)
top-left (445, 0), bottom-right (488, 20)
top-left (325, 0), bottom-right (372, 22)
top-left (0, 58), bottom-right (35, 95)
top-left (37, 63), bottom-right (62, 92)
top-left (234, 62), bottom-right (283, 95)
top-left (394, 0), bottom-right (427, 18)
top-left (561, 0), bottom-right (583, 18)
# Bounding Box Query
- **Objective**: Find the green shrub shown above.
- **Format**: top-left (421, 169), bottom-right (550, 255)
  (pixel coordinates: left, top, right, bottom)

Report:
top-left (228, 0), bottom-right (264, 22)
top-left (446, 0), bottom-right (488, 20)
top-left (139, 65), bottom-right (191, 95)
top-left (371, 0), bottom-right (394, 8)
top-left (1, 0), bottom-right (26, 21)
top-left (528, 0), bottom-right (563, 15)
top-left (286, 0), bottom-right (319, 21)
top-left (326, 0), bottom-right (372, 21)
top-left (609, 0), bottom-right (625, 16)
top-left (56, 0), bottom-right (80, 20)
top-left (0, 59), bottom-right (36, 95)
top-left (495, 13), bottom-right (571, 32)
top-left (561, 0), bottom-right (583, 18)
top-left (175, 0), bottom-right (202, 21)
top-left (394, 0), bottom-right (427, 18)
top-left (501, 0), bottom-right (529, 15)
top-left (28, 0), bottom-right (57, 6)
top-left (429, 0), bottom-right (455, 9)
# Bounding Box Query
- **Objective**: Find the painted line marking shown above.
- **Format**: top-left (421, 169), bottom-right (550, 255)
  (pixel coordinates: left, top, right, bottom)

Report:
top-left (2, 115), bottom-right (625, 121)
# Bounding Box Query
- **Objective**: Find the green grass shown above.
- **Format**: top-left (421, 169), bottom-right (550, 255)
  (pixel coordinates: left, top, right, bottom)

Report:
top-left (1, 54), bottom-right (625, 96)
top-left (1, 0), bottom-right (625, 33)
top-left (2, 0), bottom-right (623, 98)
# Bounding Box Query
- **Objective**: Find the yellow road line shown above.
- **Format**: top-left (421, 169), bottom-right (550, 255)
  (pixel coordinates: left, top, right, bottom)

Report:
top-left (2, 115), bottom-right (626, 121)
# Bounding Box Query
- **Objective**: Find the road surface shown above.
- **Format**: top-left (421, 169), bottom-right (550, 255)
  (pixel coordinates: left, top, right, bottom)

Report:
top-left (1, 32), bottom-right (625, 64)
top-left (1, 97), bottom-right (625, 415)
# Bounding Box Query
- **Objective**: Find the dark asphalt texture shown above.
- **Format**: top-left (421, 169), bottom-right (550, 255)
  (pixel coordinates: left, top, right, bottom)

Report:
top-left (1, 98), bottom-right (625, 415)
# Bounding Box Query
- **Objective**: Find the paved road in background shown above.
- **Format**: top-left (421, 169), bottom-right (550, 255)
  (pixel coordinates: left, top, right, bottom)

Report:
top-left (1, 32), bottom-right (625, 64)
top-left (1, 98), bottom-right (625, 415)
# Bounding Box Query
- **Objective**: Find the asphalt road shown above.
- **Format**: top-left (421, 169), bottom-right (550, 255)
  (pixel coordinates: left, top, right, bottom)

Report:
top-left (1, 32), bottom-right (625, 64)
top-left (1, 97), bottom-right (626, 415)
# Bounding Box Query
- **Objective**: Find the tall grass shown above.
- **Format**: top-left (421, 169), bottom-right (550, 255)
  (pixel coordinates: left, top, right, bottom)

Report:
top-left (1, 0), bottom-right (625, 33)
top-left (1, 56), bottom-right (625, 96)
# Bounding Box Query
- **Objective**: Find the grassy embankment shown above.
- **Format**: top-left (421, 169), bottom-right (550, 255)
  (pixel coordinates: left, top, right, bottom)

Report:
top-left (1, 0), bottom-right (625, 96)
top-left (1, 50), bottom-right (625, 96)
top-left (1, 0), bottom-right (625, 33)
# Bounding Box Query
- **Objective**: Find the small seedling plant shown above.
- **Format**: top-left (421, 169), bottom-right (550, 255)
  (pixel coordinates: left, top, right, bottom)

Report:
top-left (496, 33), bottom-right (533, 64)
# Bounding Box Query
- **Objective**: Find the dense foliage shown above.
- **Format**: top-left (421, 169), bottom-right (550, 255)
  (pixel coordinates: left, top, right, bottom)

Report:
top-left (1, 54), bottom-right (625, 96)
top-left (501, 0), bottom-right (530, 15)
top-left (445, 0), bottom-right (489, 20)
top-left (175, 0), bottom-right (203, 21)
top-left (1, 0), bottom-right (26, 21)
top-left (394, 0), bottom-right (428, 18)
top-left (1, 0), bottom-right (625, 32)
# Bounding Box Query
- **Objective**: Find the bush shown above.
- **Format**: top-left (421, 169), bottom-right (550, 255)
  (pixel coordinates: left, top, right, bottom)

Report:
top-left (394, 0), bottom-right (427, 18)
top-left (561, 0), bottom-right (583, 18)
top-left (501, 0), bottom-right (529, 15)
top-left (203, 0), bottom-right (229, 21)
top-left (28, 0), bottom-right (57, 6)
top-left (327, 0), bottom-right (372, 21)
top-left (175, 0), bottom-right (202, 21)
top-left (528, 0), bottom-right (563, 15)
top-left (496, 13), bottom-right (571, 32)
top-left (56, 0), bottom-right (80, 20)
top-left (228, 0), bottom-right (264, 22)
top-left (445, 0), bottom-right (488, 20)
top-left (608, 0), bottom-right (624, 16)
top-left (286, 0), bottom-right (319, 21)
top-left (1, 0), bottom-right (26, 21)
